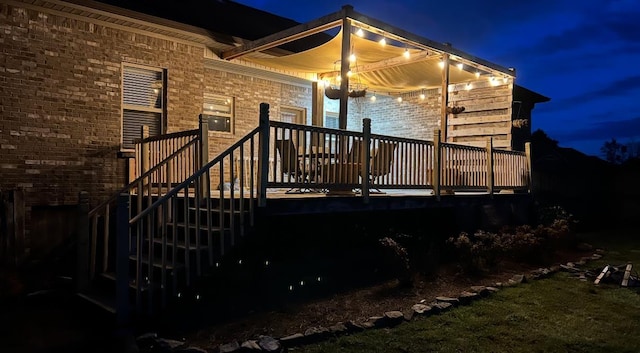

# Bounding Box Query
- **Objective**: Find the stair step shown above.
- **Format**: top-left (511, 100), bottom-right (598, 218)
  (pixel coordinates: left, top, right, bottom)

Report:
top-left (129, 254), bottom-right (185, 270)
top-left (151, 237), bottom-right (211, 250)
top-left (77, 289), bottom-right (116, 315)
top-left (170, 222), bottom-right (231, 232)
top-left (188, 206), bottom-right (248, 214)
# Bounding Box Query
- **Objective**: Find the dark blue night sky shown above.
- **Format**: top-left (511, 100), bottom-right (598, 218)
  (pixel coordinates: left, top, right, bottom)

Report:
top-left (235, 0), bottom-right (640, 157)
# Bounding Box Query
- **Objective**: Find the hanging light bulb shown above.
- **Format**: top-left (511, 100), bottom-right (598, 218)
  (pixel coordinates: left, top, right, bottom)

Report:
top-left (346, 70), bottom-right (353, 77)
top-left (349, 53), bottom-right (356, 62)
top-left (397, 96), bottom-right (403, 103)
top-left (370, 92), bottom-right (377, 102)
top-left (379, 37), bottom-right (386, 46)
top-left (465, 83), bottom-right (472, 90)
top-left (419, 93), bottom-right (425, 100)
top-left (475, 71), bottom-right (480, 78)
top-left (403, 48), bottom-right (410, 59)
top-left (457, 63), bottom-right (463, 70)
top-left (336, 75), bottom-right (342, 82)
top-left (438, 60), bottom-right (445, 69)
top-left (356, 28), bottom-right (364, 37)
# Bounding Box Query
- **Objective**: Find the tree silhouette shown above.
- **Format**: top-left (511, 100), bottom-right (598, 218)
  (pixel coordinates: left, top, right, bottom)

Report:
top-left (600, 138), bottom-right (628, 164)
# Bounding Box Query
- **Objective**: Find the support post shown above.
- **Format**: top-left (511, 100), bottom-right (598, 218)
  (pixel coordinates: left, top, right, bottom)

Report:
top-left (75, 191), bottom-right (90, 292)
top-left (140, 126), bottom-right (150, 178)
top-left (257, 103), bottom-right (270, 207)
top-left (338, 6), bottom-right (352, 130)
top-left (116, 193), bottom-right (131, 327)
top-left (524, 142), bottom-right (532, 193)
top-left (433, 130), bottom-right (441, 200)
top-left (440, 50), bottom-right (450, 142)
top-left (361, 118), bottom-right (371, 203)
top-left (487, 138), bottom-right (494, 196)
top-left (199, 114), bottom-right (209, 199)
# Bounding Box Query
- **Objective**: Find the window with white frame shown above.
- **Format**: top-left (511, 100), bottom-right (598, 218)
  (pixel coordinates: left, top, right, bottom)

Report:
top-left (202, 93), bottom-right (234, 133)
top-left (324, 111), bottom-right (339, 129)
top-left (122, 64), bottom-right (166, 150)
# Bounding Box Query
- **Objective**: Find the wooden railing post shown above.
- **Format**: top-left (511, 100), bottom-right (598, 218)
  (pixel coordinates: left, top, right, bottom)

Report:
top-left (140, 126), bottom-right (150, 179)
top-left (199, 114), bottom-right (209, 199)
top-left (433, 130), bottom-right (441, 200)
top-left (361, 118), bottom-right (371, 203)
top-left (487, 138), bottom-right (494, 196)
top-left (257, 103), bottom-right (270, 207)
top-left (116, 193), bottom-right (131, 327)
top-left (75, 191), bottom-right (90, 292)
top-left (525, 142), bottom-right (532, 193)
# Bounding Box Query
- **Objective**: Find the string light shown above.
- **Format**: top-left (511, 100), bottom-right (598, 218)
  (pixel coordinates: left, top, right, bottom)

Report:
top-left (475, 71), bottom-right (480, 78)
top-left (379, 37), bottom-right (386, 46)
top-left (349, 53), bottom-right (356, 62)
top-left (347, 70), bottom-right (353, 77)
top-left (457, 63), bottom-right (463, 70)
top-left (419, 90), bottom-right (426, 100)
top-left (403, 48), bottom-right (410, 59)
top-left (438, 60), bottom-right (445, 69)
top-left (397, 96), bottom-right (403, 103)
top-left (466, 83), bottom-right (472, 90)
top-left (355, 28), bottom-right (364, 37)
top-left (370, 92), bottom-right (377, 102)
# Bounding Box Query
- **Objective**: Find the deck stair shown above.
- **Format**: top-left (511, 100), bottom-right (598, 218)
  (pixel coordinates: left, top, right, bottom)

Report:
top-left (77, 114), bottom-right (262, 323)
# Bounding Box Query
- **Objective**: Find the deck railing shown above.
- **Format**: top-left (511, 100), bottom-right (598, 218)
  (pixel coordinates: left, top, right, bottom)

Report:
top-left (257, 115), bottom-right (530, 201)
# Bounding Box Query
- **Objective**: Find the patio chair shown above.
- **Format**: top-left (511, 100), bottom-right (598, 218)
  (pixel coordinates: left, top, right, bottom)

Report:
top-left (275, 139), bottom-right (309, 193)
top-left (368, 141), bottom-right (397, 193)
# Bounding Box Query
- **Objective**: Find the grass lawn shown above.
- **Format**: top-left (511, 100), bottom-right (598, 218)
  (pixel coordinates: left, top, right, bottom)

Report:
top-left (295, 230), bottom-right (640, 353)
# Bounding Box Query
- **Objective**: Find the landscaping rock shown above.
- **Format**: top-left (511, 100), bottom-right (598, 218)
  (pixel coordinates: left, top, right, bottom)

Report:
top-left (257, 336), bottom-right (281, 352)
top-left (548, 265), bottom-right (561, 273)
top-left (469, 286), bottom-right (489, 297)
top-left (458, 291), bottom-right (479, 305)
top-left (344, 320), bottom-right (366, 332)
top-left (361, 321), bottom-right (375, 329)
top-left (303, 326), bottom-right (330, 343)
top-left (367, 316), bottom-right (388, 328)
top-left (402, 309), bottom-right (414, 321)
top-left (508, 274), bottom-right (526, 285)
top-left (560, 264), bottom-right (581, 272)
top-left (591, 253), bottom-right (603, 260)
top-left (486, 286), bottom-right (499, 293)
top-left (411, 303), bottom-right (432, 315)
top-left (218, 341), bottom-right (241, 353)
top-left (431, 302), bottom-right (453, 313)
top-left (384, 311), bottom-right (405, 326)
top-left (329, 323), bottom-right (348, 335)
top-left (175, 347), bottom-right (208, 353)
top-left (280, 333), bottom-right (305, 348)
top-left (435, 296), bottom-right (459, 306)
top-left (240, 340), bottom-right (262, 351)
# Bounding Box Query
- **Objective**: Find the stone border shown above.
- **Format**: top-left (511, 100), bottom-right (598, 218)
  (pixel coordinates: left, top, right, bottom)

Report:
top-left (136, 249), bottom-right (605, 353)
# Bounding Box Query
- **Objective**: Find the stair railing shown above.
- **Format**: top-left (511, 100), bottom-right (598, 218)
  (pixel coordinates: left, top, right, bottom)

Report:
top-left (126, 105), bottom-right (267, 315)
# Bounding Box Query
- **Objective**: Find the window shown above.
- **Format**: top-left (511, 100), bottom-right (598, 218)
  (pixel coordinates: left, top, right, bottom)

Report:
top-left (324, 112), bottom-right (339, 129)
top-left (122, 64), bottom-right (166, 150)
top-left (278, 106), bottom-right (306, 141)
top-left (202, 94), bottom-right (234, 133)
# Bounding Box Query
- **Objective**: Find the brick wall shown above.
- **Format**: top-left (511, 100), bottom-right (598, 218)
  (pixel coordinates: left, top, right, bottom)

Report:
top-left (0, 2), bottom-right (313, 257)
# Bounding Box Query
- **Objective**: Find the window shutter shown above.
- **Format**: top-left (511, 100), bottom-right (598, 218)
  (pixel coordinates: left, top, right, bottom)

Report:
top-left (123, 67), bottom-right (162, 108)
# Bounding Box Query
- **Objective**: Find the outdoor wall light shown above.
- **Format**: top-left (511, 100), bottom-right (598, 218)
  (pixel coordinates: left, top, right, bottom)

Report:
top-left (370, 92), bottom-right (377, 102)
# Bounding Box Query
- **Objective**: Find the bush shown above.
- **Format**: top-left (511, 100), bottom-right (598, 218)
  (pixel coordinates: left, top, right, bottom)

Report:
top-left (447, 215), bottom-right (577, 274)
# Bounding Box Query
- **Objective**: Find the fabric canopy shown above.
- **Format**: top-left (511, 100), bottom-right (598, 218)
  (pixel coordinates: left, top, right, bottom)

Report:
top-left (240, 30), bottom-right (480, 93)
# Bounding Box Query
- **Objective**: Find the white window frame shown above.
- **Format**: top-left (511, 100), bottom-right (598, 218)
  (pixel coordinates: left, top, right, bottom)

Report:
top-left (202, 93), bottom-right (234, 134)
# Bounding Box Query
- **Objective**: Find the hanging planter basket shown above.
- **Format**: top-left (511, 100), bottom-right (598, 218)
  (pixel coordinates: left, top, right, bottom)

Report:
top-left (325, 87), bottom-right (342, 100)
top-left (447, 106), bottom-right (466, 114)
top-left (324, 87), bottom-right (368, 100)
